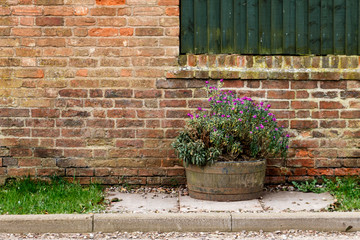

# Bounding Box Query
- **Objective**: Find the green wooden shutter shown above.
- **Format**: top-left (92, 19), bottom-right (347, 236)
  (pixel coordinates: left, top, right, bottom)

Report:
top-left (180, 0), bottom-right (360, 55)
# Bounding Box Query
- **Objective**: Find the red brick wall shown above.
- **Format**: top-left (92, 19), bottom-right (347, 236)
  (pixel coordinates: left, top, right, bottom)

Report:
top-left (0, 0), bottom-right (359, 185)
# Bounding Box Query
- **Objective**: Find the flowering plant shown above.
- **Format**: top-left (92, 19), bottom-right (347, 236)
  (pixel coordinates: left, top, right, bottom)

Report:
top-left (172, 80), bottom-right (289, 166)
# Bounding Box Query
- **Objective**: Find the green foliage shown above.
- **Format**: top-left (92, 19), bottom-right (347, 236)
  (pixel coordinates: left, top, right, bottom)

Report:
top-left (293, 177), bottom-right (360, 211)
top-left (172, 80), bottom-right (289, 166)
top-left (0, 176), bottom-right (106, 214)
top-left (292, 179), bottom-right (326, 193)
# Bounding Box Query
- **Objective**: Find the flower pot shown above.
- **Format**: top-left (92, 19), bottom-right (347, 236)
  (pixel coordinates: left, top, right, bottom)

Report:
top-left (185, 160), bottom-right (266, 201)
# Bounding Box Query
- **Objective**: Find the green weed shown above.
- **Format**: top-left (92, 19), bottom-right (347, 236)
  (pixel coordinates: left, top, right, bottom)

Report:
top-left (293, 177), bottom-right (360, 211)
top-left (0, 176), bottom-right (106, 215)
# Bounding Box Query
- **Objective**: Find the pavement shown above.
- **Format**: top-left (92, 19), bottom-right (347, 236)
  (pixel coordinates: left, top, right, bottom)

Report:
top-left (2, 189), bottom-right (360, 234)
top-left (106, 190), bottom-right (334, 214)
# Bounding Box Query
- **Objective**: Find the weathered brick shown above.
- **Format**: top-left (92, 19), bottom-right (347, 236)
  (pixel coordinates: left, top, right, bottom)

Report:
top-left (320, 101), bottom-right (344, 109)
top-left (59, 89), bottom-right (87, 98)
top-left (291, 101), bottom-right (318, 109)
top-left (268, 91), bottom-right (295, 99)
top-left (61, 109), bottom-right (90, 118)
top-left (136, 129), bottom-right (164, 139)
top-left (320, 120), bottom-right (346, 128)
top-left (88, 28), bottom-right (118, 37)
top-left (36, 17), bottom-right (64, 26)
top-left (105, 89), bottom-right (132, 98)
top-left (35, 0), bottom-right (64, 5)
top-left (69, 58), bottom-right (98, 67)
top-left (291, 120), bottom-right (318, 130)
top-left (65, 17), bottom-right (96, 26)
top-left (137, 110), bottom-right (165, 118)
top-left (135, 28), bottom-right (163, 36)
top-left (12, 28), bottom-right (42, 36)
top-left (44, 6), bottom-right (74, 16)
top-left (263, 80), bottom-right (289, 89)
top-left (320, 81), bottom-right (347, 89)
top-left (341, 111), bottom-right (360, 119)
top-left (96, 0), bottom-right (125, 5)
top-left (31, 109), bottom-right (60, 118)
top-left (12, 6), bottom-right (42, 15)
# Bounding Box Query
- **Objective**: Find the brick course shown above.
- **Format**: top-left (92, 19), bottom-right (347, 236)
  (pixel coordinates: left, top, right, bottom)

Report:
top-left (0, 0), bottom-right (359, 185)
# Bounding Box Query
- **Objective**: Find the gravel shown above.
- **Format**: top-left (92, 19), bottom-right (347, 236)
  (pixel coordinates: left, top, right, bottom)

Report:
top-left (1, 230), bottom-right (360, 240)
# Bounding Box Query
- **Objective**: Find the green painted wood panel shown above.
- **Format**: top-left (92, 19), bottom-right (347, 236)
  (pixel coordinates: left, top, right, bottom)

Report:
top-left (334, 0), bottom-right (345, 55)
top-left (346, 0), bottom-right (358, 55)
top-left (308, 0), bottom-right (321, 55)
top-left (296, 0), bottom-right (308, 54)
top-left (259, 0), bottom-right (271, 54)
top-left (282, 0), bottom-right (296, 54)
top-left (247, 0), bottom-right (259, 53)
top-left (271, 0), bottom-right (282, 54)
top-left (194, 0), bottom-right (207, 54)
top-left (234, 0), bottom-right (247, 53)
top-left (180, 0), bottom-right (360, 55)
top-left (207, 0), bottom-right (221, 54)
top-left (180, 0), bottom-right (194, 54)
top-left (321, 0), bottom-right (333, 55)
top-left (221, 0), bottom-right (234, 53)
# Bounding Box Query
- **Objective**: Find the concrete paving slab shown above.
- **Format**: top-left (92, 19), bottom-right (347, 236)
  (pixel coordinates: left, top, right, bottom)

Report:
top-left (0, 214), bottom-right (93, 233)
top-left (261, 191), bottom-right (334, 212)
top-left (231, 212), bottom-right (360, 232)
top-left (179, 195), bottom-right (263, 212)
top-left (94, 213), bottom-right (232, 232)
top-left (106, 192), bottom-right (178, 213)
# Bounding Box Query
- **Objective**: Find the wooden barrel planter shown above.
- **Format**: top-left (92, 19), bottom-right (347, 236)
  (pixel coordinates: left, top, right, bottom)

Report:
top-left (185, 160), bottom-right (266, 201)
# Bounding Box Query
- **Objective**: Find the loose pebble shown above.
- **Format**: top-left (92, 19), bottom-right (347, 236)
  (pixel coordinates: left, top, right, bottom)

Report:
top-left (1, 230), bottom-right (359, 240)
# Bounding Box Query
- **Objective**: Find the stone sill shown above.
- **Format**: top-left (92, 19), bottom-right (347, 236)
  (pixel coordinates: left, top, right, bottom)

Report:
top-left (166, 55), bottom-right (360, 80)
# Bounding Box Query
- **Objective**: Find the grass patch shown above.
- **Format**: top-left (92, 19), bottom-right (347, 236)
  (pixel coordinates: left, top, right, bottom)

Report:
top-left (293, 177), bottom-right (360, 211)
top-left (0, 177), bottom-right (106, 215)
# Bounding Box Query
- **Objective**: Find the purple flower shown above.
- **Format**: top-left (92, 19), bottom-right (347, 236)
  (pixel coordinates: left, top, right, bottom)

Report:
top-left (206, 81), bottom-right (209, 84)
top-left (260, 124), bottom-right (264, 129)
top-left (221, 114), bottom-right (225, 117)
top-left (286, 145), bottom-right (289, 149)
top-left (238, 118), bottom-right (242, 121)
top-left (250, 131), bottom-right (253, 134)
top-left (240, 111), bottom-right (243, 114)
top-left (198, 107), bottom-right (202, 111)
top-left (203, 115), bottom-right (207, 118)
top-left (267, 104), bottom-right (271, 108)
top-left (253, 115), bottom-right (257, 118)
top-left (268, 113), bottom-right (273, 116)
top-left (260, 102), bottom-right (264, 106)
top-left (227, 115), bottom-right (230, 118)
top-left (256, 127), bottom-right (259, 130)
top-left (272, 118), bottom-right (276, 121)
top-left (231, 108), bottom-right (235, 110)
top-left (286, 134), bottom-right (290, 138)
top-left (275, 128), bottom-right (278, 131)
top-left (196, 115), bottom-right (199, 118)
top-left (220, 79), bottom-right (223, 82)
